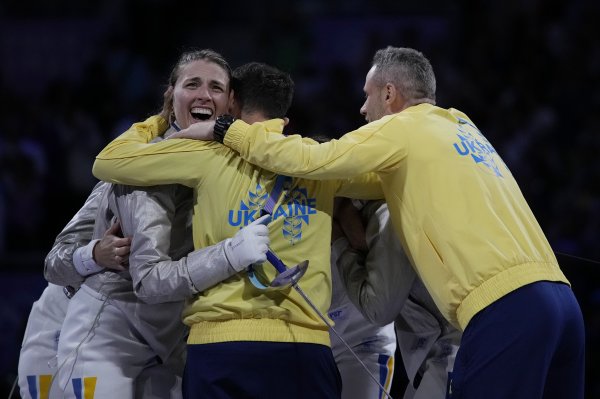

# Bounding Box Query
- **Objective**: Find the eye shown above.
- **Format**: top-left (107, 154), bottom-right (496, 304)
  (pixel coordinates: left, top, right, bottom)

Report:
top-left (212, 85), bottom-right (224, 93)
top-left (186, 82), bottom-right (198, 88)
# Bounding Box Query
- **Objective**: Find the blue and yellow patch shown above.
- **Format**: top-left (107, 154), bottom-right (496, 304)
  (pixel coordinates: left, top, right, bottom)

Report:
top-left (72, 376), bottom-right (97, 399)
top-left (26, 375), bottom-right (52, 399)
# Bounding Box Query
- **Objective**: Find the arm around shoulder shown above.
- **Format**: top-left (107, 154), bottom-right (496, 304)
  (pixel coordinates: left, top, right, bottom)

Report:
top-left (92, 115), bottom-right (171, 185)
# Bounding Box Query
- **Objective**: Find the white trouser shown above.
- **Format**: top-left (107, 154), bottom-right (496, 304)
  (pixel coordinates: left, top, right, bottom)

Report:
top-left (18, 284), bottom-right (69, 399)
top-left (335, 349), bottom-right (394, 399)
top-left (55, 284), bottom-right (184, 399)
top-left (330, 306), bottom-right (396, 399)
top-left (398, 328), bottom-right (460, 399)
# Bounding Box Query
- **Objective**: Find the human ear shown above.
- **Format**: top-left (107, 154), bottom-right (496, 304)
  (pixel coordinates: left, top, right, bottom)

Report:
top-left (385, 83), bottom-right (396, 102)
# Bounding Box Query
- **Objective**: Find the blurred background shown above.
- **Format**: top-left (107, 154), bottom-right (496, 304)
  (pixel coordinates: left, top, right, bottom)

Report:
top-left (1, 0), bottom-right (599, 397)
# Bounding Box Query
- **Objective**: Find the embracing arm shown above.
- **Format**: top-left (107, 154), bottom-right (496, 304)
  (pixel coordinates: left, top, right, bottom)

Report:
top-left (224, 116), bottom-right (406, 179)
top-left (92, 115), bottom-right (215, 187)
top-left (112, 184), bottom-right (269, 304)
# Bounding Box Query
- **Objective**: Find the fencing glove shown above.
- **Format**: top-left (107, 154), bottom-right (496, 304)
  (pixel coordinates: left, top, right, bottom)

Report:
top-left (225, 214), bottom-right (271, 272)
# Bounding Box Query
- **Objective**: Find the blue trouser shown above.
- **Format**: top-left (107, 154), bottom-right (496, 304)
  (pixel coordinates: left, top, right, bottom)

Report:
top-left (183, 341), bottom-right (342, 399)
top-left (448, 281), bottom-right (585, 398)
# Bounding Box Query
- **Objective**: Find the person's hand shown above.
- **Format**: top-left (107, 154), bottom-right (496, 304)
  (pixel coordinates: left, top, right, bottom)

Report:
top-left (93, 221), bottom-right (132, 271)
top-left (334, 198), bottom-right (367, 252)
top-left (225, 214), bottom-right (271, 272)
top-left (167, 120), bottom-right (216, 141)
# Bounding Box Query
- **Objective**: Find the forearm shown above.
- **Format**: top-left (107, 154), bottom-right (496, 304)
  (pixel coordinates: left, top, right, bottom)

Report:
top-left (44, 241), bottom-right (88, 286)
top-left (115, 184), bottom-right (238, 303)
top-left (132, 240), bottom-right (236, 304)
top-left (44, 182), bottom-right (107, 286)
top-left (224, 116), bottom-right (403, 179)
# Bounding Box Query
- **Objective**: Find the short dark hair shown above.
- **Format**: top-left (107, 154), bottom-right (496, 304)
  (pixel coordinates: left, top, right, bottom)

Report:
top-left (232, 62), bottom-right (294, 119)
top-left (372, 46), bottom-right (436, 102)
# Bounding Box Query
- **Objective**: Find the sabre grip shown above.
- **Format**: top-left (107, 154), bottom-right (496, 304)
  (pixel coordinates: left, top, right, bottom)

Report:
top-left (266, 250), bottom-right (288, 273)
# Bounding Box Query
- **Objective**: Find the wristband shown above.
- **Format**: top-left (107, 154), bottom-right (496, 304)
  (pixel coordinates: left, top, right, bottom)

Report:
top-left (213, 114), bottom-right (236, 143)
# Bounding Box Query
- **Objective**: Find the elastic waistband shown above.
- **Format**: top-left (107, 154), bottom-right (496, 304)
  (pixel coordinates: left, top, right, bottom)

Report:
top-left (188, 319), bottom-right (331, 346)
top-left (457, 261), bottom-right (569, 329)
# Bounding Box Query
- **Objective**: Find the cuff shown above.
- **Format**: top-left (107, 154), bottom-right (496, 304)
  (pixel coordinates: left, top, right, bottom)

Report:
top-left (223, 119), bottom-right (250, 152)
top-left (186, 242), bottom-right (237, 293)
top-left (73, 239), bottom-right (103, 276)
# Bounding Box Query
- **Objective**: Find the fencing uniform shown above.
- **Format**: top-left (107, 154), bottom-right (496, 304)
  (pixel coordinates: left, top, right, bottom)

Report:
top-left (335, 201), bottom-right (460, 398)
top-left (19, 179), bottom-right (185, 399)
top-left (50, 181), bottom-right (192, 399)
top-left (45, 130), bottom-right (246, 398)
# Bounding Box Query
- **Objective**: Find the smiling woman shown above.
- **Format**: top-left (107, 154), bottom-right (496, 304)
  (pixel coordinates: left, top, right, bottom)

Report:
top-left (166, 49), bottom-right (232, 129)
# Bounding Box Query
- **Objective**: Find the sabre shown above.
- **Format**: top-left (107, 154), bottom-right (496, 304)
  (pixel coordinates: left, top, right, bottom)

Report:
top-left (252, 249), bottom-right (394, 399)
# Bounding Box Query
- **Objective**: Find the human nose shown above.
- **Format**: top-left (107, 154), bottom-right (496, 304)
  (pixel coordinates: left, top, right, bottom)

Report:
top-left (195, 84), bottom-right (211, 100)
top-left (359, 101), bottom-right (367, 116)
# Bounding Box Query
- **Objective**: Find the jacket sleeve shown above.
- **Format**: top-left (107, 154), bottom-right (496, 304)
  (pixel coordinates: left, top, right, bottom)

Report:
top-left (334, 172), bottom-right (384, 200)
top-left (44, 181), bottom-right (108, 286)
top-left (224, 115), bottom-right (408, 179)
top-left (335, 202), bottom-right (416, 325)
top-left (93, 115), bottom-right (219, 188)
top-left (111, 184), bottom-right (237, 304)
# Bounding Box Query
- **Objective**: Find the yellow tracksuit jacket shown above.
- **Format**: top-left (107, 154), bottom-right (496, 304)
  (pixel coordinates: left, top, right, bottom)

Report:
top-left (221, 103), bottom-right (569, 330)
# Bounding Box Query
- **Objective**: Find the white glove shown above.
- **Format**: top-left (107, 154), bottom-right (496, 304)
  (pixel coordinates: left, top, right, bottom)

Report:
top-left (225, 214), bottom-right (271, 272)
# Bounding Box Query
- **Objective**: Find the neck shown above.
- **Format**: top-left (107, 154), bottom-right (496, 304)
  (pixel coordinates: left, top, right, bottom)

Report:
top-left (395, 97), bottom-right (436, 113)
top-left (241, 110), bottom-right (269, 124)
